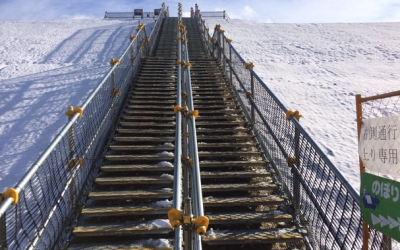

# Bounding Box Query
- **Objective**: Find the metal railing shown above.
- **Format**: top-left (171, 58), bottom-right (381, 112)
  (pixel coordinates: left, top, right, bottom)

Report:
top-left (169, 4), bottom-right (205, 250)
top-left (0, 4), bottom-right (167, 249)
top-left (104, 9), bottom-right (166, 19)
top-left (193, 6), bottom-right (385, 250)
top-left (191, 4), bottom-right (229, 20)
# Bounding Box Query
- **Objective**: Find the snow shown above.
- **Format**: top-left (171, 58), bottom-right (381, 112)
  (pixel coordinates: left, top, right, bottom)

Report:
top-left (151, 199), bottom-right (173, 208)
top-left (155, 151), bottom-right (174, 157)
top-left (206, 19), bottom-right (400, 190)
top-left (0, 19), bottom-right (154, 191)
top-left (160, 173), bottom-right (174, 179)
top-left (155, 161), bottom-right (174, 168)
top-left (0, 17), bottom-right (399, 195)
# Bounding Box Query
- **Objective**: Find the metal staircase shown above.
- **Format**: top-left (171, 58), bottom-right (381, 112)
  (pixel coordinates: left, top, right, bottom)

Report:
top-left (67, 17), bottom-right (303, 249)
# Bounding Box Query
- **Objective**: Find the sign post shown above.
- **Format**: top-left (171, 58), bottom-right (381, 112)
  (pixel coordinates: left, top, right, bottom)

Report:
top-left (358, 115), bottom-right (400, 246)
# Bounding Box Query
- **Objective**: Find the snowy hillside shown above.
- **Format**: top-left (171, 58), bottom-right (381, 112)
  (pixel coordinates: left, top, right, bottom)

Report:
top-left (0, 18), bottom-right (399, 192)
top-left (206, 19), bottom-right (400, 189)
top-left (0, 19), bottom-right (154, 191)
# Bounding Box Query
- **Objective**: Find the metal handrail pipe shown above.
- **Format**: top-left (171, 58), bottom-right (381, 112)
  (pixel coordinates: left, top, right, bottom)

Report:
top-left (173, 21), bottom-right (183, 250)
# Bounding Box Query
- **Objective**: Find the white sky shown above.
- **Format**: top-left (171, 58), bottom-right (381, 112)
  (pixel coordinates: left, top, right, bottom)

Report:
top-left (1, 0), bottom-right (400, 23)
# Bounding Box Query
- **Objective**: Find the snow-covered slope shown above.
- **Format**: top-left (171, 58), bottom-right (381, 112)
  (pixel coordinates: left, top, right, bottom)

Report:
top-left (0, 18), bottom-right (399, 192)
top-left (0, 19), bottom-right (154, 190)
top-left (206, 19), bottom-right (400, 189)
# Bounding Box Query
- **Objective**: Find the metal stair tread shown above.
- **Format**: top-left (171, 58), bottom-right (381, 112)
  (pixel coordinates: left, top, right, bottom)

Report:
top-left (202, 228), bottom-right (302, 245)
top-left (110, 145), bottom-right (174, 151)
top-left (68, 241), bottom-right (172, 250)
top-left (200, 160), bottom-right (267, 167)
top-left (113, 136), bottom-right (175, 141)
top-left (198, 151), bottom-right (261, 157)
top-left (105, 155), bottom-right (174, 161)
top-left (207, 211), bottom-right (292, 223)
top-left (201, 171), bottom-right (270, 178)
top-left (119, 122), bottom-right (176, 127)
top-left (116, 129), bottom-right (175, 134)
top-left (101, 165), bottom-right (173, 172)
top-left (73, 220), bottom-right (173, 236)
top-left (81, 206), bottom-right (170, 217)
top-left (95, 176), bottom-right (174, 185)
top-left (203, 195), bottom-right (283, 206)
top-left (89, 190), bottom-right (173, 200)
top-left (202, 182), bottom-right (276, 191)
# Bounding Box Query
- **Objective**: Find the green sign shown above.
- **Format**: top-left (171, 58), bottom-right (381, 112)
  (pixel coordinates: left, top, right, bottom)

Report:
top-left (360, 172), bottom-right (400, 242)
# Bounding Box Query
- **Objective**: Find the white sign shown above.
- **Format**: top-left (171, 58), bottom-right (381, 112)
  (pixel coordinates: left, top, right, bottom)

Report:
top-left (358, 116), bottom-right (400, 178)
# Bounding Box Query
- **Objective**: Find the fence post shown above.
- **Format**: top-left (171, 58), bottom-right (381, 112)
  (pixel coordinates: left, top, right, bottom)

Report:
top-left (250, 72), bottom-right (255, 129)
top-left (355, 94), bottom-right (370, 250)
top-left (222, 35), bottom-right (226, 73)
top-left (0, 213), bottom-right (6, 249)
top-left (293, 127), bottom-right (301, 216)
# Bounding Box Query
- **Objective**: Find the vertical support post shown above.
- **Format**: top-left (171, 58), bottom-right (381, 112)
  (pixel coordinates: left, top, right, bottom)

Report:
top-left (222, 36), bottom-right (226, 73)
top-left (229, 45), bottom-right (232, 87)
top-left (250, 72), bottom-right (255, 129)
top-left (293, 128), bottom-right (301, 217)
top-left (0, 213), bottom-right (6, 249)
top-left (183, 195), bottom-right (192, 250)
top-left (355, 94), bottom-right (370, 250)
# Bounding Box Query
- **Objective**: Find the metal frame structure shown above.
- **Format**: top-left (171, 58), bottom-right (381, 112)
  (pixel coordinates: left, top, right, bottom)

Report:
top-left (0, 4), bottom-right (168, 249)
top-left (193, 4), bottom-right (386, 249)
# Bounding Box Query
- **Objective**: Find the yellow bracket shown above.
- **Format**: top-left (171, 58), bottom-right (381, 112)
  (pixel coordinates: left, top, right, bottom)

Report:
top-left (209, 37), bottom-right (213, 41)
top-left (184, 62), bottom-right (192, 69)
top-left (67, 158), bottom-right (84, 169)
top-left (151, 26), bottom-right (154, 30)
top-left (176, 59), bottom-right (182, 65)
top-left (109, 58), bottom-right (120, 66)
top-left (129, 35), bottom-right (136, 40)
top-left (226, 38), bottom-right (233, 43)
top-left (215, 24), bottom-right (221, 29)
top-left (244, 62), bottom-right (255, 69)
top-left (206, 28), bottom-right (209, 31)
top-left (219, 29), bottom-right (225, 33)
top-left (111, 89), bottom-right (121, 97)
top-left (286, 110), bottom-right (302, 121)
top-left (135, 23), bottom-right (145, 32)
top-left (130, 56), bottom-right (136, 62)
top-left (182, 38), bottom-right (188, 44)
top-left (246, 92), bottom-right (252, 98)
top-left (168, 208), bottom-right (183, 228)
top-left (193, 216), bottom-right (209, 235)
top-left (176, 35), bottom-right (181, 41)
top-left (0, 188), bottom-right (19, 205)
top-left (147, 36), bottom-right (151, 42)
top-left (188, 158), bottom-right (193, 165)
top-left (65, 106), bottom-right (83, 119)
top-left (190, 110), bottom-right (199, 119)
top-left (174, 105), bottom-right (183, 114)
top-left (286, 157), bottom-right (296, 165)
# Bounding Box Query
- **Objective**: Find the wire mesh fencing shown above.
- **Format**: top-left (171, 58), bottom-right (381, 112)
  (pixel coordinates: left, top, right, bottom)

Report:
top-left (0, 5), bottom-right (167, 250)
top-left (356, 91), bottom-right (400, 250)
top-left (193, 8), bottom-right (388, 249)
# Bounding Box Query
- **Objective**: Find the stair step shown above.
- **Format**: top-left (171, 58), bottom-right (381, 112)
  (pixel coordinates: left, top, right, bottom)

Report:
top-left (119, 122), bottom-right (176, 128)
top-left (95, 176), bottom-right (174, 185)
top-left (203, 196), bottom-right (283, 207)
top-left (113, 136), bottom-right (174, 142)
top-left (201, 171), bottom-right (270, 179)
top-left (116, 129), bottom-right (175, 135)
top-left (88, 190), bottom-right (173, 200)
top-left (200, 161), bottom-right (267, 167)
top-left (81, 206), bottom-right (170, 217)
top-left (198, 151), bottom-right (261, 157)
top-left (202, 183), bottom-right (276, 192)
top-left (105, 155), bottom-right (174, 161)
top-left (101, 164), bottom-right (173, 172)
top-left (68, 241), bottom-right (172, 250)
top-left (73, 220), bottom-right (173, 236)
top-left (202, 229), bottom-right (302, 245)
top-left (208, 211), bottom-right (292, 224)
top-left (110, 145), bottom-right (174, 151)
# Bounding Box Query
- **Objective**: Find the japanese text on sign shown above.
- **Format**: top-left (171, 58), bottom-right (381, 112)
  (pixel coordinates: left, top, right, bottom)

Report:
top-left (358, 116), bottom-right (400, 178)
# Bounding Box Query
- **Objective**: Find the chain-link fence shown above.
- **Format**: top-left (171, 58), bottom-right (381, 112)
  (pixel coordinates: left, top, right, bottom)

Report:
top-left (193, 7), bottom-right (388, 249)
top-left (356, 91), bottom-right (400, 250)
top-left (0, 5), bottom-right (167, 249)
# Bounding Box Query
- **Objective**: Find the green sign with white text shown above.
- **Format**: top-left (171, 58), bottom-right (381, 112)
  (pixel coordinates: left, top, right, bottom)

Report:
top-left (360, 172), bottom-right (400, 242)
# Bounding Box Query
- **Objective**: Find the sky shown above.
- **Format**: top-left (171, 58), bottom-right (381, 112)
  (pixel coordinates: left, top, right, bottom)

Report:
top-left (1, 0), bottom-right (400, 23)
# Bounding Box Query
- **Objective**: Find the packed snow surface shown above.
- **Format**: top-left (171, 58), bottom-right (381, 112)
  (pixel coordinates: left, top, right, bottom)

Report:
top-left (0, 18), bottom-right (400, 194)
top-left (206, 19), bottom-right (400, 189)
